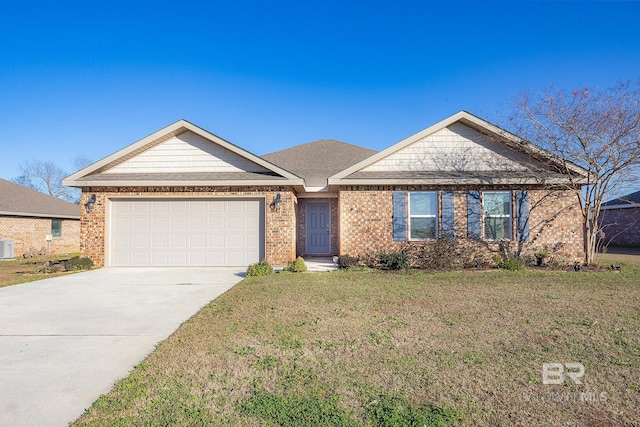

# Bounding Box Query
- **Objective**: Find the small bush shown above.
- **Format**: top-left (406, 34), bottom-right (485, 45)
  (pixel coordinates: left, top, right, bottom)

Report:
top-left (64, 256), bottom-right (94, 271)
top-left (378, 250), bottom-right (410, 271)
top-left (493, 255), bottom-right (527, 271)
top-left (246, 260), bottom-right (274, 277)
top-left (337, 255), bottom-right (360, 270)
top-left (284, 257), bottom-right (307, 273)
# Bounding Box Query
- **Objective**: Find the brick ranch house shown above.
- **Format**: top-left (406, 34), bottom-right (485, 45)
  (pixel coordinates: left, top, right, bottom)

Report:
top-left (63, 111), bottom-right (586, 268)
top-left (598, 190), bottom-right (640, 247)
top-left (0, 178), bottom-right (80, 257)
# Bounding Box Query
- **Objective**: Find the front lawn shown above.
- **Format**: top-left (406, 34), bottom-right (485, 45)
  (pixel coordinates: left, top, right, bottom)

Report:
top-left (73, 269), bottom-right (640, 426)
top-left (0, 253), bottom-right (80, 288)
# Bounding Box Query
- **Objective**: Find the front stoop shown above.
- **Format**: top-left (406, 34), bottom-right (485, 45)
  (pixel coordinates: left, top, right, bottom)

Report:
top-left (303, 256), bottom-right (338, 272)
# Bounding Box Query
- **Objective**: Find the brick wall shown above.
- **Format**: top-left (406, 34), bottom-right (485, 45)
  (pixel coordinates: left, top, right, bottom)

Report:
top-left (80, 187), bottom-right (297, 267)
top-left (338, 186), bottom-right (583, 262)
top-left (0, 216), bottom-right (80, 257)
top-left (598, 207), bottom-right (640, 247)
top-left (296, 198), bottom-right (339, 256)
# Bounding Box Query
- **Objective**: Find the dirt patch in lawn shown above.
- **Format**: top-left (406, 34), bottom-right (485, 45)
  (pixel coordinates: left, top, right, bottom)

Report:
top-left (73, 269), bottom-right (640, 426)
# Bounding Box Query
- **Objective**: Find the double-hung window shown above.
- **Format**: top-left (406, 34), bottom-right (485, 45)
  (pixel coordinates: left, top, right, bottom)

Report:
top-left (51, 219), bottom-right (62, 238)
top-left (409, 192), bottom-right (438, 240)
top-left (483, 191), bottom-right (512, 240)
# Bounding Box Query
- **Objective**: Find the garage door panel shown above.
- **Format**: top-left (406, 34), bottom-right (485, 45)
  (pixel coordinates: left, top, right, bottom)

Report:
top-left (133, 202), bottom-right (151, 214)
top-left (110, 199), bottom-right (263, 267)
top-left (171, 218), bottom-right (187, 230)
top-left (189, 218), bottom-right (207, 230)
top-left (151, 235), bottom-right (169, 248)
top-left (170, 234), bottom-right (188, 248)
top-left (189, 235), bottom-right (206, 248)
top-left (151, 218), bottom-right (169, 230)
top-left (151, 252), bottom-right (168, 265)
top-left (131, 252), bottom-right (151, 265)
top-left (132, 235), bottom-right (150, 249)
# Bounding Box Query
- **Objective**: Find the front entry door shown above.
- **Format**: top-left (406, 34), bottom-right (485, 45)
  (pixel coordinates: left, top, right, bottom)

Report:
top-left (306, 202), bottom-right (330, 254)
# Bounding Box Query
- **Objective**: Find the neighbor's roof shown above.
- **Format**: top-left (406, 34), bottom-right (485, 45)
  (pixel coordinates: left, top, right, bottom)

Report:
top-left (0, 178), bottom-right (80, 219)
top-left (601, 190), bottom-right (640, 209)
top-left (262, 140), bottom-right (377, 189)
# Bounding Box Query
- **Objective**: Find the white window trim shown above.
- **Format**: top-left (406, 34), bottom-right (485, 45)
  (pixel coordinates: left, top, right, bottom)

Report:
top-left (482, 191), bottom-right (512, 241)
top-left (408, 191), bottom-right (438, 241)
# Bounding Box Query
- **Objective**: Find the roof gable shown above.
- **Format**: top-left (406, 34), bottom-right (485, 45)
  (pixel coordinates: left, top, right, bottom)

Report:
top-left (105, 130), bottom-right (270, 174)
top-left (0, 178), bottom-right (80, 219)
top-left (360, 122), bottom-right (532, 173)
top-left (330, 111), bottom-right (587, 185)
top-left (63, 120), bottom-right (303, 187)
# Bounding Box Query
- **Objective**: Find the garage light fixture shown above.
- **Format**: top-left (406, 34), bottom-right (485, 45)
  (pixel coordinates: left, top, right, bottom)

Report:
top-left (84, 194), bottom-right (97, 213)
top-left (270, 193), bottom-right (282, 212)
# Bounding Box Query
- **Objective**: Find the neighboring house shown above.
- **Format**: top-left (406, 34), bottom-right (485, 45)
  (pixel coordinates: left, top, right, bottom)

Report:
top-left (599, 190), bottom-right (640, 247)
top-left (63, 111), bottom-right (586, 268)
top-left (0, 178), bottom-right (80, 257)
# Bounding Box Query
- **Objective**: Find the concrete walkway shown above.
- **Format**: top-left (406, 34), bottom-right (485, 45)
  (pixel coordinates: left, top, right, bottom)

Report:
top-left (0, 267), bottom-right (244, 427)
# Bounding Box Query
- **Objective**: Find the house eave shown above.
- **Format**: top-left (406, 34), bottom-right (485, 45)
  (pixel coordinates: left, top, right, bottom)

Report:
top-left (329, 177), bottom-right (578, 186)
top-left (0, 210), bottom-right (80, 220)
top-left (600, 203), bottom-right (640, 210)
top-left (63, 179), bottom-right (305, 188)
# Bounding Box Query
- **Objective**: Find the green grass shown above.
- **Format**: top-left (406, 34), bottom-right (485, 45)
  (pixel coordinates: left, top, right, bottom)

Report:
top-left (72, 268), bottom-right (640, 426)
top-left (0, 253), bottom-right (81, 288)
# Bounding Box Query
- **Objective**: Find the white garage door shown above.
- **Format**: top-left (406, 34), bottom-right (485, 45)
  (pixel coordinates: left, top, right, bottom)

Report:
top-left (109, 199), bottom-right (264, 267)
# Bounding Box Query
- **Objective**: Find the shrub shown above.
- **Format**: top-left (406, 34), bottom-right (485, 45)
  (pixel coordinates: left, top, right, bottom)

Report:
top-left (337, 255), bottom-right (360, 270)
top-left (64, 256), bottom-right (94, 271)
top-left (493, 254), bottom-right (527, 271)
top-left (378, 250), bottom-right (410, 271)
top-left (284, 257), bottom-right (307, 273)
top-left (247, 260), bottom-right (274, 277)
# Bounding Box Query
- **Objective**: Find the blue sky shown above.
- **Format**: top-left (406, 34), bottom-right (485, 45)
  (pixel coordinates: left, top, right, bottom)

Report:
top-left (1, 1), bottom-right (639, 181)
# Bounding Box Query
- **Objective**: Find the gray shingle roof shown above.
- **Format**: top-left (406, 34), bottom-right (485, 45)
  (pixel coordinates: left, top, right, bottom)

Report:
top-left (0, 178), bottom-right (80, 219)
top-left (602, 190), bottom-right (640, 206)
top-left (262, 140), bottom-right (377, 188)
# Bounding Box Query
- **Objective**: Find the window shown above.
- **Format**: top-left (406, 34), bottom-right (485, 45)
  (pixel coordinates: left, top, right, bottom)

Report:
top-left (483, 192), bottom-right (512, 240)
top-left (409, 192), bottom-right (438, 240)
top-left (51, 219), bottom-right (62, 238)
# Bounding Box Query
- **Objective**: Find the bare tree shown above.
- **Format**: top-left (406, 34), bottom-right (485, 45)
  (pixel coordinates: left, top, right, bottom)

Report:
top-left (13, 155), bottom-right (92, 203)
top-left (507, 80), bottom-right (640, 265)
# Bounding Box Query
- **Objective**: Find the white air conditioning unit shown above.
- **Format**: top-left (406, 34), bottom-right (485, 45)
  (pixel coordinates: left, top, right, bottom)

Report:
top-left (0, 239), bottom-right (15, 259)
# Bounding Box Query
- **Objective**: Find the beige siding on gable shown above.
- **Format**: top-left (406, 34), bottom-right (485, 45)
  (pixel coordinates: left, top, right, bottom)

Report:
top-left (362, 123), bottom-right (530, 172)
top-left (105, 131), bottom-right (270, 174)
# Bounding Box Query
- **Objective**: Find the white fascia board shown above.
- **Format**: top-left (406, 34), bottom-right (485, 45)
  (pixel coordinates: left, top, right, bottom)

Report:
top-left (0, 211), bottom-right (80, 220)
top-left (67, 179), bottom-right (305, 187)
top-left (330, 177), bottom-right (575, 186)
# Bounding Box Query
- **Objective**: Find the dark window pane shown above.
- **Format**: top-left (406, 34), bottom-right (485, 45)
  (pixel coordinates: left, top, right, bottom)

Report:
top-left (51, 219), bottom-right (62, 238)
top-left (410, 217), bottom-right (436, 240)
top-left (484, 217), bottom-right (511, 240)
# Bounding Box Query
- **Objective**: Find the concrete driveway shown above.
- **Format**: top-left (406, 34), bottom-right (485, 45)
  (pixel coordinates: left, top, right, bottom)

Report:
top-left (0, 267), bottom-right (244, 427)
